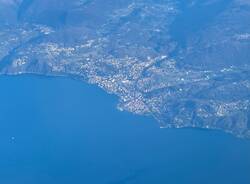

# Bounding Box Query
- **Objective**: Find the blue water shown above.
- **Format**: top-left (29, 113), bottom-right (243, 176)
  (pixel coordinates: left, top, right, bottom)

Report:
top-left (0, 75), bottom-right (250, 184)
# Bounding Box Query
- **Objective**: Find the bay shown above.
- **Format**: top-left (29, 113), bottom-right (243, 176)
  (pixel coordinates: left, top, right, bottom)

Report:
top-left (0, 75), bottom-right (250, 184)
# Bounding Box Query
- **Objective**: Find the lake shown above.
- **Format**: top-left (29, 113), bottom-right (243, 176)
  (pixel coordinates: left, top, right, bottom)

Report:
top-left (0, 75), bottom-right (250, 184)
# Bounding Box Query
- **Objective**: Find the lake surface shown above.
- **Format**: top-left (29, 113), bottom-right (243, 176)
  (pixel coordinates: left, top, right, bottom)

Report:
top-left (0, 75), bottom-right (250, 184)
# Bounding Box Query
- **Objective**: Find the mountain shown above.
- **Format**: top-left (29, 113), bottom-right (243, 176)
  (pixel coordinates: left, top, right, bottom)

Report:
top-left (0, 0), bottom-right (250, 138)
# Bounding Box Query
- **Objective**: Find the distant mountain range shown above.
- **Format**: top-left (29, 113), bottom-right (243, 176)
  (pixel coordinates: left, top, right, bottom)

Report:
top-left (0, 0), bottom-right (250, 138)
